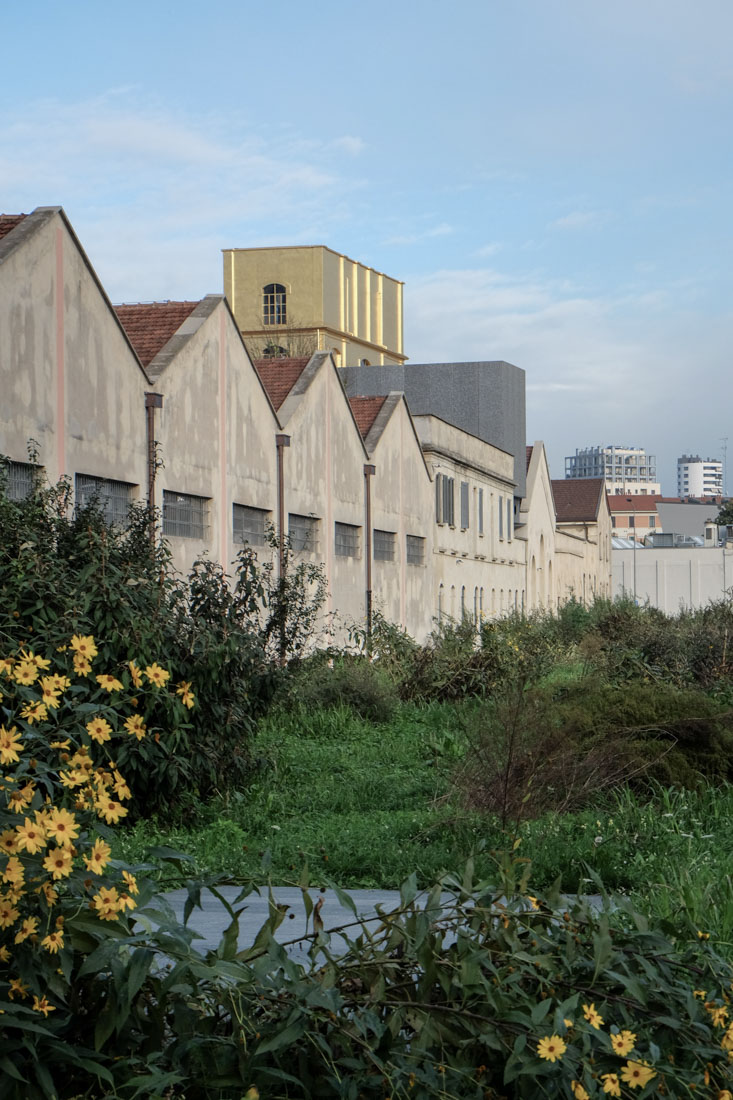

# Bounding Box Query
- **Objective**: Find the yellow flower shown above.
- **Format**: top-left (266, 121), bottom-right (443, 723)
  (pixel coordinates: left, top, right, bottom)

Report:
top-left (86, 716), bottom-right (112, 744)
top-left (0, 830), bottom-right (18, 854)
top-left (50, 739), bottom-right (71, 750)
top-left (19, 701), bottom-right (48, 725)
top-left (8, 977), bottom-right (29, 1000)
top-left (117, 890), bottom-right (137, 913)
top-left (84, 837), bottom-right (112, 873)
top-left (70, 634), bottom-right (98, 660)
top-left (601, 1074), bottom-right (621, 1097)
top-left (123, 714), bottom-right (146, 740)
top-left (97, 798), bottom-right (128, 825)
top-left (721, 1024), bottom-right (733, 1052)
top-left (176, 681), bottom-right (195, 708)
top-left (3, 856), bottom-right (25, 886)
top-left (14, 916), bottom-right (38, 943)
top-left (122, 870), bottom-right (139, 895)
top-left (610, 1030), bottom-right (637, 1057)
top-left (698, 930), bottom-right (710, 940)
top-left (718, 1091), bottom-right (733, 1100)
top-left (571, 1082), bottom-right (590, 1100)
top-left (41, 929), bottom-right (64, 954)
top-left (39, 676), bottom-right (62, 709)
top-left (0, 899), bottom-right (19, 928)
top-left (0, 658), bottom-right (15, 677)
top-left (45, 808), bottom-right (79, 847)
top-left (128, 660), bottom-right (143, 688)
top-left (537, 1034), bottom-right (566, 1062)
top-left (145, 662), bottom-right (170, 687)
top-left (0, 944), bottom-right (10, 962)
top-left (0, 725), bottom-right (24, 765)
top-left (42, 845), bottom-right (74, 880)
top-left (96, 674), bottom-right (123, 693)
top-left (13, 660), bottom-right (39, 686)
top-left (25, 651), bottom-right (51, 670)
top-left (92, 885), bottom-right (123, 920)
top-left (73, 654), bottom-right (92, 677)
top-left (7, 783), bottom-right (34, 813)
top-left (693, 990), bottom-right (707, 1000)
top-left (39, 880), bottom-right (58, 907)
top-left (706, 1002), bottom-right (729, 1028)
top-left (620, 1061), bottom-right (655, 1090)
top-left (32, 995), bottom-right (56, 1016)
top-left (583, 1002), bottom-right (604, 1029)
top-left (15, 817), bottom-right (46, 854)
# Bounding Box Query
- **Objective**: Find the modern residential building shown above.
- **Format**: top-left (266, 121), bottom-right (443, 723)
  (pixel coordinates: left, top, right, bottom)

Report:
top-left (677, 454), bottom-right (723, 498)
top-left (607, 495), bottom-right (661, 540)
top-left (222, 245), bottom-right (406, 368)
top-left (564, 445), bottom-right (660, 495)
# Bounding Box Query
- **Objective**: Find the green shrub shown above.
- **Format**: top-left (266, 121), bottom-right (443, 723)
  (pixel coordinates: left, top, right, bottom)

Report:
top-left (285, 654), bottom-right (399, 722)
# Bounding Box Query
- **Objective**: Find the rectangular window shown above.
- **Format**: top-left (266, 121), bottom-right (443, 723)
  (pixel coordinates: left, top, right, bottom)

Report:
top-left (478, 488), bottom-right (484, 535)
top-left (611, 517), bottom-right (616, 528)
top-left (76, 474), bottom-right (135, 526)
top-left (406, 535), bottom-right (425, 565)
top-left (373, 529), bottom-right (395, 561)
top-left (4, 460), bottom-right (36, 501)
top-left (233, 504), bottom-right (269, 546)
top-left (460, 481), bottom-right (469, 529)
top-left (435, 473), bottom-right (455, 525)
top-left (288, 513), bottom-right (319, 553)
top-left (335, 522), bottom-right (360, 558)
top-left (628, 516), bottom-right (635, 528)
top-left (162, 490), bottom-right (208, 539)
top-left (649, 516), bottom-right (656, 527)
top-left (498, 495), bottom-right (504, 539)
top-left (507, 498), bottom-right (512, 541)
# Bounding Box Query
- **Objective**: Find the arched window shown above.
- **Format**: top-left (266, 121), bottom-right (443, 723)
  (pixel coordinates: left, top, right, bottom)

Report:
top-left (263, 283), bottom-right (287, 326)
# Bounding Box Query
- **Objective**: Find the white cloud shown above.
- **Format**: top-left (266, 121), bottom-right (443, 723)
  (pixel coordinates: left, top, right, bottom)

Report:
top-left (383, 223), bottom-right (453, 246)
top-left (549, 210), bottom-right (609, 231)
top-left (330, 135), bottom-right (366, 156)
top-left (474, 242), bottom-right (502, 257)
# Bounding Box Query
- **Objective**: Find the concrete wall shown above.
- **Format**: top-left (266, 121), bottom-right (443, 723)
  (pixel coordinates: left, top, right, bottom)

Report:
top-left (613, 546), bottom-right (733, 612)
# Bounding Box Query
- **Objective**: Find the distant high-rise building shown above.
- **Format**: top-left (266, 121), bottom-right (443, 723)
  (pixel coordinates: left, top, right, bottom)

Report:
top-left (677, 455), bottom-right (723, 498)
top-left (565, 446), bottom-right (660, 495)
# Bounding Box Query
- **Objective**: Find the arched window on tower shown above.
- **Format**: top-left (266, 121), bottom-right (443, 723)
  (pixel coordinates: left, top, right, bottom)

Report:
top-left (263, 283), bottom-right (287, 326)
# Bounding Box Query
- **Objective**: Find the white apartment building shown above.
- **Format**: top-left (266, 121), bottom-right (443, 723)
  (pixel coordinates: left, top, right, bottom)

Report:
top-left (565, 445), bottom-right (660, 495)
top-left (677, 454), bottom-right (723, 498)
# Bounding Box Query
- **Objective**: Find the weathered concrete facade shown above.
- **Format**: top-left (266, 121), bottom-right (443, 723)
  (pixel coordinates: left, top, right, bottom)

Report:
top-left (613, 545), bottom-right (733, 612)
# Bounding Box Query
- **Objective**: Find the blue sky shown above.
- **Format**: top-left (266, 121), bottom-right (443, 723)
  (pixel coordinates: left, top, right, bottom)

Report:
top-left (3, 0), bottom-right (733, 491)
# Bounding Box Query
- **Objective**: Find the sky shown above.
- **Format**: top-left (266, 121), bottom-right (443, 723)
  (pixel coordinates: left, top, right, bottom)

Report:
top-left (3, 0), bottom-right (733, 492)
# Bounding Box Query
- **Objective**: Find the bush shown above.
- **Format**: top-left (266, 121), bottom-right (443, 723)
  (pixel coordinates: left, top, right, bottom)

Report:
top-left (285, 654), bottom-right (399, 722)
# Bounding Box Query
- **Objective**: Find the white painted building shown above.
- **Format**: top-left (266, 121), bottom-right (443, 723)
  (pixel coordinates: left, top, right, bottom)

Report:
top-left (677, 454), bottom-right (723, 498)
top-left (565, 445), bottom-right (660, 495)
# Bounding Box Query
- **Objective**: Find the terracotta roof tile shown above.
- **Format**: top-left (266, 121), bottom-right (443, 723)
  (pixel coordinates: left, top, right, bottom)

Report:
top-left (551, 478), bottom-right (605, 522)
top-left (607, 494), bottom-right (661, 513)
top-left (253, 357), bottom-right (311, 411)
top-left (526, 445), bottom-right (533, 471)
top-left (0, 214), bottom-right (26, 241)
top-left (114, 301), bottom-right (200, 366)
top-left (348, 396), bottom-right (387, 439)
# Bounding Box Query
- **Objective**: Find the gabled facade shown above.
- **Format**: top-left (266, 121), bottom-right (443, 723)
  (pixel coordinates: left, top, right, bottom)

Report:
top-left (551, 478), bottom-right (613, 603)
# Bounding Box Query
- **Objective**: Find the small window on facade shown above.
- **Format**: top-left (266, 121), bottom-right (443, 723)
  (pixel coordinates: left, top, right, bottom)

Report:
top-left (263, 283), bottom-right (287, 326)
top-left (435, 473), bottom-right (455, 525)
top-left (335, 522), bottom-right (360, 558)
top-left (373, 529), bottom-right (395, 561)
top-left (478, 488), bottom-right (484, 535)
top-left (611, 517), bottom-right (616, 528)
top-left (498, 495), bottom-right (504, 539)
top-left (507, 498), bottom-right (512, 541)
top-left (406, 534), bottom-right (425, 565)
top-left (4, 460), bottom-right (37, 501)
top-left (628, 516), bottom-right (635, 528)
top-left (76, 474), bottom-right (135, 526)
top-left (288, 513), bottom-right (318, 553)
top-left (233, 504), bottom-right (269, 546)
top-left (649, 516), bottom-right (656, 527)
top-left (460, 481), bottom-right (469, 529)
top-left (162, 490), bottom-right (208, 539)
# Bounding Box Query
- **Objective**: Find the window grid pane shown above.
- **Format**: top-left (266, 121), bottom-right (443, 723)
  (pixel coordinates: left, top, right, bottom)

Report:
top-left (288, 513), bottom-right (318, 553)
top-left (76, 473), bottom-right (134, 526)
top-left (263, 283), bottom-right (287, 326)
top-left (233, 504), bottom-right (269, 546)
top-left (335, 522), bottom-right (360, 558)
top-left (6, 461), bottom-right (35, 501)
top-left (406, 535), bottom-right (425, 565)
top-left (373, 529), bottom-right (395, 561)
top-left (163, 490), bottom-right (208, 539)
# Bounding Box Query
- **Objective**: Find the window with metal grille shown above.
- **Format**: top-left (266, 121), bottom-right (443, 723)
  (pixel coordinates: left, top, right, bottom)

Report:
top-left (263, 283), bottom-right (287, 326)
top-left (460, 481), bottom-right (469, 529)
top-left (406, 534), bottom-right (425, 565)
top-left (5, 461), bottom-right (36, 501)
top-left (335, 522), bottom-right (360, 558)
top-left (478, 488), bottom-right (484, 535)
top-left (233, 504), bottom-right (269, 546)
top-left (288, 513), bottom-right (318, 553)
top-left (76, 474), bottom-right (135, 526)
top-left (162, 490), bottom-right (208, 539)
top-left (373, 529), bottom-right (395, 561)
top-left (435, 473), bottom-right (455, 525)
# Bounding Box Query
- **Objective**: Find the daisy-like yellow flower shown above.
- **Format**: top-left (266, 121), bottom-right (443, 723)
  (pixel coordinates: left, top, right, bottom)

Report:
top-left (718, 1091), bottom-right (733, 1100)
top-left (706, 1002), bottom-right (729, 1028)
top-left (0, 658), bottom-right (15, 677)
top-left (122, 870), bottom-right (139, 895)
top-left (0, 725), bottom-right (24, 765)
top-left (45, 808), bottom-right (79, 847)
top-left (97, 798), bottom-right (128, 825)
top-left (15, 817), bottom-right (46, 855)
top-left (8, 977), bottom-right (29, 1000)
top-left (42, 845), bottom-right (74, 880)
top-left (721, 1024), bottom-right (733, 1052)
top-left (0, 944), bottom-right (10, 962)
top-left (117, 890), bottom-right (137, 913)
top-left (0, 898), bottom-right (19, 928)
top-left (84, 837), bottom-right (112, 873)
top-left (112, 773), bottom-right (131, 800)
top-left (92, 885), bottom-right (123, 920)
top-left (70, 634), bottom-right (98, 660)
top-left (86, 716), bottom-right (112, 744)
top-left (50, 738), bottom-right (71, 750)
top-left (26, 651), bottom-right (51, 671)
top-left (601, 1074), bottom-right (621, 1097)
top-left (537, 1034), bottom-right (566, 1063)
top-left (73, 654), bottom-right (92, 677)
top-left (620, 1061), bottom-right (655, 1090)
top-left (610, 1030), bottom-right (637, 1057)
top-left (19, 701), bottom-right (48, 725)
top-left (176, 681), bottom-right (195, 708)
top-left (32, 995), bottom-right (56, 1016)
top-left (96, 673), bottom-right (123, 693)
top-left (39, 676), bottom-right (62, 709)
top-left (123, 714), bottom-right (146, 740)
top-left (0, 830), bottom-right (18, 854)
top-left (3, 856), bottom-right (25, 886)
top-left (13, 660), bottom-right (39, 686)
top-left (41, 929), bottom-right (64, 954)
top-left (38, 880), bottom-right (58, 907)
top-left (583, 1003), bottom-right (604, 1029)
top-left (128, 660), bottom-right (143, 688)
top-left (7, 783), bottom-right (34, 813)
top-left (571, 1082), bottom-right (590, 1100)
top-left (14, 916), bottom-right (39, 943)
top-left (693, 989), bottom-right (707, 1000)
top-left (145, 662), bottom-right (170, 687)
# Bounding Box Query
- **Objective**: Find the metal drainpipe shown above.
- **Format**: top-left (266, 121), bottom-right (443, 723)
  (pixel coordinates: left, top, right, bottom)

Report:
top-left (144, 392), bottom-right (163, 541)
top-left (364, 464), bottom-right (376, 648)
top-left (275, 434), bottom-right (291, 581)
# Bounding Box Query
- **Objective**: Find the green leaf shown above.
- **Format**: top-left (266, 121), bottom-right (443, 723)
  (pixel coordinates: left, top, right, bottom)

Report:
top-left (255, 1018), bottom-right (306, 1054)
